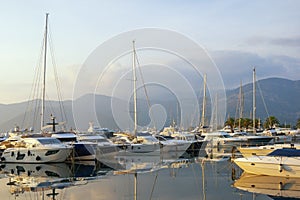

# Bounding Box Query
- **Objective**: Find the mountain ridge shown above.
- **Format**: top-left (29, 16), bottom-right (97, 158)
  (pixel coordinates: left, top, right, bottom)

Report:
top-left (0, 77), bottom-right (299, 132)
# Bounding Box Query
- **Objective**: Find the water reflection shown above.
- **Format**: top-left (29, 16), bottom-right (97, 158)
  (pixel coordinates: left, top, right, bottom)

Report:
top-left (0, 161), bottom-right (112, 199)
top-left (233, 172), bottom-right (300, 199)
top-left (0, 148), bottom-right (270, 200)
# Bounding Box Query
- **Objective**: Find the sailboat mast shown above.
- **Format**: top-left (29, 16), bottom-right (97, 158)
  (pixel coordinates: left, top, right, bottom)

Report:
top-left (41, 13), bottom-right (49, 130)
top-left (201, 74), bottom-right (207, 127)
top-left (132, 41), bottom-right (137, 136)
top-left (238, 80), bottom-right (243, 131)
top-left (252, 67), bottom-right (256, 134)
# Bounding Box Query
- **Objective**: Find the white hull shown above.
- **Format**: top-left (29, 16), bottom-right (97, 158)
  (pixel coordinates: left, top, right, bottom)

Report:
top-left (207, 138), bottom-right (246, 148)
top-left (234, 156), bottom-right (300, 177)
top-left (118, 143), bottom-right (160, 156)
top-left (1, 147), bottom-right (71, 163)
top-left (273, 135), bottom-right (293, 144)
top-left (161, 142), bottom-right (191, 153)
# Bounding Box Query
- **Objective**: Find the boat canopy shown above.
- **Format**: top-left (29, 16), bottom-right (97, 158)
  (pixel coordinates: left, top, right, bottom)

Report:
top-left (268, 148), bottom-right (300, 157)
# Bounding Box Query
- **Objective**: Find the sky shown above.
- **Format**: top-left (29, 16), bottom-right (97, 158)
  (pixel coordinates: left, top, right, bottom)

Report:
top-left (0, 0), bottom-right (300, 104)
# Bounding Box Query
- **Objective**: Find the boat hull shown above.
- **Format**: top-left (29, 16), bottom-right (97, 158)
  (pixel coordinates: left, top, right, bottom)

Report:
top-left (117, 143), bottom-right (160, 156)
top-left (0, 147), bottom-right (71, 163)
top-left (234, 156), bottom-right (300, 177)
top-left (72, 143), bottom-right (96, 161)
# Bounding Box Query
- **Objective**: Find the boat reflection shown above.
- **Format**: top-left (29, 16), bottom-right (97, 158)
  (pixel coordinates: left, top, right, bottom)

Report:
top-left (233, 172), bottom-right (300, 199)
top-left (0, 148), bottom-right (250, 200)
top-left (0, 161), bottom-right (113, 199)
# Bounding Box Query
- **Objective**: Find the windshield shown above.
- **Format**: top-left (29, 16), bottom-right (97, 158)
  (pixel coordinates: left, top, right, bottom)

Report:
top-left (37, 138), bottom-right (61, 145)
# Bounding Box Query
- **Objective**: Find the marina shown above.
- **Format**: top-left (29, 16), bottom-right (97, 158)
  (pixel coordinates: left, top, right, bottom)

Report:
top-left (1, 2), bottom-right (300, 200)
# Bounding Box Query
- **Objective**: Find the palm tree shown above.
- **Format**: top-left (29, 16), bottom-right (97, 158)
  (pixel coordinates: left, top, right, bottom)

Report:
top-left (296, 118), bottom-right (300, 129)
top-left (264, 116), bottom-right (280, 129)
top-left (242, 118), bottom-right (252, 130)
top-left (224, 117), bottom-right (235, 133)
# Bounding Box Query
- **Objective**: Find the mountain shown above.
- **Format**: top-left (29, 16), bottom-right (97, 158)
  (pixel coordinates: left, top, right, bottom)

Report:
top-left (226, 77), bottom-right (300, 126)
top-left (0, 77), bottom-right (299, 132)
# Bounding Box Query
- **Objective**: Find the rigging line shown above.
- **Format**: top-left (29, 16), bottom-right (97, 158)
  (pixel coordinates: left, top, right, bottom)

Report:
top-left (188, 86), bottom-right (203, 129)
top-left (233, 94), bottom-right (239, 128)
top-left (135, 49), bottom-right (157, 130)
top-left (45, 94), bottom-right (56, 118)
top-left (31, 66), bottom-right (43, 129)
top-left (256, 80), bottom-right (271, 122)
top-left (22, 33), bottom-right (45, 129)
top-left (33, 27), bottom-right (48, 130)
top-left (190, 103), bottom-right (199, 129)
top-left (48, 24), bottom-right (68, 124)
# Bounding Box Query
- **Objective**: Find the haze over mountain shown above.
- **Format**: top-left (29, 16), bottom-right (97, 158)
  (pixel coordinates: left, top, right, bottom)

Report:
top-left (0, 77), bottom-right (299, 132)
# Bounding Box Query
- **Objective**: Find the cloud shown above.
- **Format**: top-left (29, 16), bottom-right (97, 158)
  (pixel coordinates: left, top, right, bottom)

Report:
top-left (270, 37), bottom-right (300, 47)
top-left (211, 50), bottom-right (300, 89)
top-left (246, 36), bottom-right (300, 47)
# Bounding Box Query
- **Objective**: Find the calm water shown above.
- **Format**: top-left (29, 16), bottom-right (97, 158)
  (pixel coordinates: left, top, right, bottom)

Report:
top-left (0, 149), bottom-right (295, 200)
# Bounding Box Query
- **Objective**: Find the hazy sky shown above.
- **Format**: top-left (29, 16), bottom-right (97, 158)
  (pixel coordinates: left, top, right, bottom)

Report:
top-left (0, 0), bottom-right (299, 104)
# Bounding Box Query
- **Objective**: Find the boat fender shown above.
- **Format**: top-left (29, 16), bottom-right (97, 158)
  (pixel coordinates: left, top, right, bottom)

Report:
top-left (11, 152), bottom-right (14, 157)
top-left (36, 156), bottom-right (41, 161)
top-left (0, 157), bottom-right (5, 161)
top-left (28, 150), bottom-right (31, 156)
top-left (279, 164), bottom-right (283, 172)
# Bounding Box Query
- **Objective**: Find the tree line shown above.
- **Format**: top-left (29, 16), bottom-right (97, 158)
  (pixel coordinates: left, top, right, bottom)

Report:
top-left (224, 116), bottom-right (300, 131)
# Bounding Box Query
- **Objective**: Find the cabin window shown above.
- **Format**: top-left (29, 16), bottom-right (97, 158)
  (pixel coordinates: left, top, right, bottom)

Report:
top-left (16, 153), bottom-right (25, 160)
top-left (45, 150), bottom-right (59, 156)
top-left (38, 138), bottom-right (61, 145)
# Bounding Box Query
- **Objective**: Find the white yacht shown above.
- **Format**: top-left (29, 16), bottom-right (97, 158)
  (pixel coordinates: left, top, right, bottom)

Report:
top-left (202, 131), bottom-right (247, 148)
top-left (234, 148), bottom-right (300, 177)
top-left (160, 126), bottom-right (207, 157)
top-left (112, 132), bottom-right (160, 155)
top-left (0, 137), bottom-right (71, 163)
top-left (154, 135), bottom-right (192, 153)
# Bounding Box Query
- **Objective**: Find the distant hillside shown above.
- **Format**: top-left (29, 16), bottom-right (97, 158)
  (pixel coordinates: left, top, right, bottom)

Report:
top-left (0, 77), bottom-right (299, 132)
top-left (226, 78), bottom-right (300, 125)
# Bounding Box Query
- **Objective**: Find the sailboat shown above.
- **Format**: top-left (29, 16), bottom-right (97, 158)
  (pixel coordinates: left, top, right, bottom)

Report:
top-left (113, 41), bottom-right (160, 155)
top-left (0, 14), bottom-right (74, 164)
top-left (232, 68), bottom-right (273, 146)
top-left (24, 13), bottom-right (96, 161)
